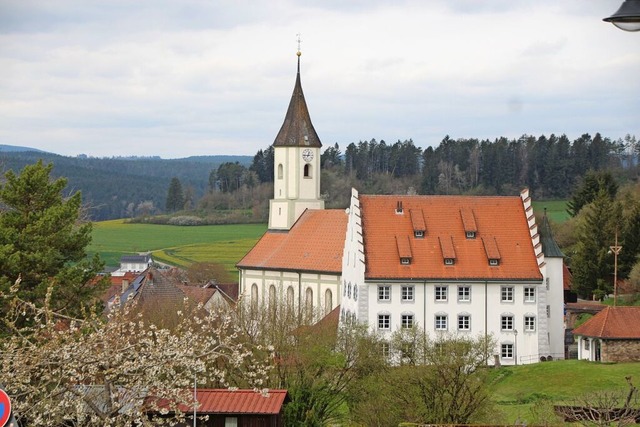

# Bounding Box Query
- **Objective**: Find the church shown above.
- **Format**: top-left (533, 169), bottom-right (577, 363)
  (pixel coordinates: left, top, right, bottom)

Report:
top-left (236, 50), bottom-right (565, 365)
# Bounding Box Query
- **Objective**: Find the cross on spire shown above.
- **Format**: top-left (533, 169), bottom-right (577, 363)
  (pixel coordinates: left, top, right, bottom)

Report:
top-left (296, 33), bottom-right (302, 56)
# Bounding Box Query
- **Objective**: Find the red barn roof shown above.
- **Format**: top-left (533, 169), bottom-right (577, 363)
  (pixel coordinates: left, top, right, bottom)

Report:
top-left (194, 389), bottom-right (288, 414)
top-left (573, 306), bottom-right (640, 339)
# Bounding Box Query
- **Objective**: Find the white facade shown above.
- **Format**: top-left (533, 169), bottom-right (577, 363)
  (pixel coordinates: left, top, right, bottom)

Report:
top-left (268, 135), bottom-right (323, 230)
top-left (339, 189), bottom-right (565, 366)
top-left (240, 268), bottom-right (340, 318)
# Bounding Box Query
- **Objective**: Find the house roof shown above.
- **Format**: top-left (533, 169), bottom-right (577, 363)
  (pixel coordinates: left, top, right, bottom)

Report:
top-left (120, 254), bottom-right (152, 263)
top-left (237, 209), bottom-right (347, 273)
top-left (272, 53), bottom-right (321, 148)
top-left (360, 195), bottom-right (542, 281)
top-left (573, 306), bottom-right (640, 339)
top-left (187, 389), bottom-right (288, 414)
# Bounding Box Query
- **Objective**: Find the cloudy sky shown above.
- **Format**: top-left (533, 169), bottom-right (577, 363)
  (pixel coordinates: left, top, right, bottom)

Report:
top-left (0, 1), bottom-right (638, 159)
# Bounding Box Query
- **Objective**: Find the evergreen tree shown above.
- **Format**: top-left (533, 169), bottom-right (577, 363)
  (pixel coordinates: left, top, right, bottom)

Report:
top-left (165, 177), bottom-right (184, 212)
top-left (0, 161), bottom-right (104, 322)
top-left (567, 170), bottom-right (618, 217)
top-left (571, 190), bottom-right (622, 299)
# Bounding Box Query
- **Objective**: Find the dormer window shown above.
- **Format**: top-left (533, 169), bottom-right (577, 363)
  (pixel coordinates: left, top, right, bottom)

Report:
top-left (489, 259), bottom-right (499, 266)
top-left (401, 257), bottom-right (411, 265)
top-left (466, 231), bottom-right (476, 239)
top-left (444, 258), bottom-right (455, 265)
top-left (414, 230), bottom-right (424, 238)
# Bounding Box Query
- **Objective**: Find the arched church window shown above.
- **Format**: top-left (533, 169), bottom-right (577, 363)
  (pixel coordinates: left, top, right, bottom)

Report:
top-left (278, 164), bottom-right (283, 179)
top-left (304, 164), bottom-right (311, 178)
top-left (325, 289), bottom-right (333, 315)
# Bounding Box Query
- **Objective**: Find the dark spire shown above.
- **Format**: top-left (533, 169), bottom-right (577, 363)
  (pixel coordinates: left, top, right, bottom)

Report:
top-left (273, 50), bottom-right (322, 148)
top-left (539, 208), bottom-right (564, 258)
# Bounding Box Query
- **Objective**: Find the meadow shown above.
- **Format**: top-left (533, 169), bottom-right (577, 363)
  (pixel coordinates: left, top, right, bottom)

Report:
top-left (491, 359), bottom-right (640, 424)
top-left (88, 219), bottom-right (266, 272)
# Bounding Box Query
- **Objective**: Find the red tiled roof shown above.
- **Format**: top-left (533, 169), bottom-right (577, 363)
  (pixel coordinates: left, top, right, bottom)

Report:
top-left (360, 195), bottom-right (542, 281)
top-left (194, 389), bottom-right (288, 414)
top-left (563, 264), bottom-right (573, 291)
top-left (573, 306), bottom-right (640, 339)
top-left (237, 209), bottom-right (347, 273)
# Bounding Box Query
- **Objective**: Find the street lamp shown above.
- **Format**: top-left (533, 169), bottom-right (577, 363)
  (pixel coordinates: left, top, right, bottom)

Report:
top-left (514, 329), bottom-right (518, 366)
top-left (604, 0), bottom-right (640, 31)
top-left (610, 232), bottom-right (622, 306)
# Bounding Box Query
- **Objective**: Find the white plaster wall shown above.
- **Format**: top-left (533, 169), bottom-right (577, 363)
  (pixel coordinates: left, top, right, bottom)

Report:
top-left (340, 189), bottom-right (365, 323)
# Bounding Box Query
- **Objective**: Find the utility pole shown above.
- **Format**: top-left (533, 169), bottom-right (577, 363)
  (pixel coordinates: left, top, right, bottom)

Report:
top-left (610, 231), bottom-right (623, 306)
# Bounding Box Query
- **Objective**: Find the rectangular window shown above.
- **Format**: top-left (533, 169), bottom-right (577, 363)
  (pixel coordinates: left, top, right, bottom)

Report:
top-left (435, 286), bottom-right (448, 301)
top-left (501, 315), bottom-right (514, 331)
top-left (546, 305), bottom-right (551, 318)
top-left (381, 342), bottom-right (390, 359)
top-left (466, 231), bottom-right (476, 239)
top-left (458, 286), bottom-right (471, 302)
top-left (401, 314), bottom-right (414, 329)
top-left (524, 287), bottom-right (536, 302)
top-left (378, 285), bottom-right (390, 301)
top-left (501, 343), bottom-right (514, 359)
top-left (584, 339), bottom-right (590, 350)
top-left (458, 314), bottom-right (470, 331)
top-left (524, 315), bottom-right (536, 331)
top-left (378, 314), bottom-right (390, 330)
top-left (501, 286), bottom-right (514, 302)
top-left (414, 230), bottom-right (424, 238)
top-left (401, 257), bottom-right (411, 265)
top-left (444, 258), bottom-right (454, 265)
top-left (401, 286), bottom-right (414, 302)
top-left (489, 259), bottom-right (499, 266)
top-left (435, 314), bottom-right (448, 330)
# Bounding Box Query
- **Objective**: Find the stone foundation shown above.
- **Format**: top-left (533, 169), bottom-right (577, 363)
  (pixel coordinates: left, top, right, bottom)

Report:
top-left (602, 339), bottom-right (640, 362)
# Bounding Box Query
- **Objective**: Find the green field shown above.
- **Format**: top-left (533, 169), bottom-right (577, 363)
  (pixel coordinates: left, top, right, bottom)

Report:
top-left (491, 359), bottom-right (640, 424)
top-left (88, 219), bottom-right (266, 272)
top-left (532, 200), bottom-right (569, 223)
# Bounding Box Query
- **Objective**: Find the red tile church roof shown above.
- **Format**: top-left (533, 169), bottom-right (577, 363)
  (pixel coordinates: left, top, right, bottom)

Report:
top-left (360, 195), bottom-right (542, 281)
top-left (237, 209), bottom-right (347, 274)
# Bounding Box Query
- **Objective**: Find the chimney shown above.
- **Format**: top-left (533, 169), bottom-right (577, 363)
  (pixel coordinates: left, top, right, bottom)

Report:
top-left (121, 279), bottom-right (129, 293)
top-left (396, 201), bottom-right (403, 214)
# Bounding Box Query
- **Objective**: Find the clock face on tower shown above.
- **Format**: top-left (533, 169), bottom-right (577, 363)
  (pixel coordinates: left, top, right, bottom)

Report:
top-left (302, 148), bottom-right (314, 163)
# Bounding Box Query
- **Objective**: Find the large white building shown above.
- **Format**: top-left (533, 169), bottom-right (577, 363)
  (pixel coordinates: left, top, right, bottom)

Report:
top-left (237, 51), bottom-right (565, 365)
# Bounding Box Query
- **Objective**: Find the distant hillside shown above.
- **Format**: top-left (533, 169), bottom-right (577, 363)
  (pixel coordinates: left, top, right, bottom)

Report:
top-left (0, 144), bottom-right (47, 153)
top-left (0, 151), bottom-right (252, 221)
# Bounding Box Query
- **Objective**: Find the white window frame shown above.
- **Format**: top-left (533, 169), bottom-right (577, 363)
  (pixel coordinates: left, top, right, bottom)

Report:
top-left (501, 286), bottom-right (514, 303)
top-left (458, 314), bottom-right (471, 331)
top-left (501, 315), bottom-right (514, 331)
top-left (524, 315), bottom-right (536, 332)
top-left (466, 231), bottom-right (476, 239)
top-left (378, 314), bottom-right (390, 330)
top-left (401, 257), bottom-right (411, 265)
top-left (401, 285), bottom-right (414, 302)
top-left (458, 286), bottom-right (471, 302)
top-left (501, 343), bottom-right (514, 359)
top-left (524, 287), bottom-right (536, 303)
top-left (435, 286), bottom-right (448, 302)
top-left (414, 230), bottom-right (424, 238)
top-left (489, 259), bottom-right (499, 266)
top-left (401, 314), bottom-right (414, 329)
top-left (444, 258), bottom-right (455, 265)
top-left (435, 314), bottom-right (448, 331)
top-left (378, 285), bottom-right (391, 302)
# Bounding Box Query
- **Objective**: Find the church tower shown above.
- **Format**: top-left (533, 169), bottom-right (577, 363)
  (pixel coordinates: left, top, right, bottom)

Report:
top-left (268, 49), bottom-right (324, 230)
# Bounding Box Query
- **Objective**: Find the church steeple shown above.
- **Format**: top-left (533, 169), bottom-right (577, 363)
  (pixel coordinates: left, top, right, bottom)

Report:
top-left (268, 44), bottom-right (324, 231)
top-left (273, 50), bottom-right (322, 148)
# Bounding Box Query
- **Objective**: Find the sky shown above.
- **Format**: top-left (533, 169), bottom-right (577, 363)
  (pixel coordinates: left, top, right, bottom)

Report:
top-left (0, 1), bottom-right (638, 159)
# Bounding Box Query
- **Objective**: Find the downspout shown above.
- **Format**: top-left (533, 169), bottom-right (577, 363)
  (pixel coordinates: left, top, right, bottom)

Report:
top-left (485, 280), bottom-right (489, 362)
top-left (298, 271), bottom-right (302, 324)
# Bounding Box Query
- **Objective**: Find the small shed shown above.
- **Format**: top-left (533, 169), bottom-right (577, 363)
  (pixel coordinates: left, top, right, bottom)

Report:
top-left (573, 306), bottom-right (640, 362)
top-left (152, 389), bottom-right (289, 427)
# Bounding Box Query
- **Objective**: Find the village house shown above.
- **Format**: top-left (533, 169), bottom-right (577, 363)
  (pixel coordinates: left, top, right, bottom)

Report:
top-left (573, 306), bottom-right (640, 362)
top-left (237, 50), bottom-right (566, 365)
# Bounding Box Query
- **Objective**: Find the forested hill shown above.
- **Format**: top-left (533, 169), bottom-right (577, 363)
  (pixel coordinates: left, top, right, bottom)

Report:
top-left (0, 151), bottom-right (251, 221)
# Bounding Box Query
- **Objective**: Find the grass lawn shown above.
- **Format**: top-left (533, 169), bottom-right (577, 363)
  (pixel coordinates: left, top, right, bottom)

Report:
top-left (88, 219), bottom-right (266, 273)
top-left (490, 359), bottom-right (640, 424)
